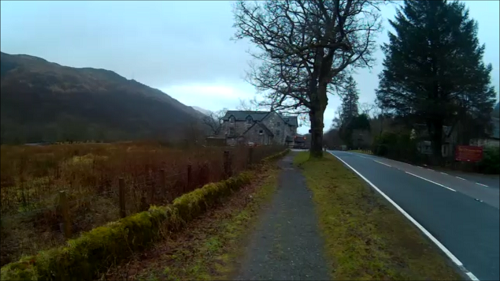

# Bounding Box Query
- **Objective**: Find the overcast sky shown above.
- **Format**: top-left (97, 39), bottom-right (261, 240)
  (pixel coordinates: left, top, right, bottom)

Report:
top-left (1, 1), bottom-right (499, 134)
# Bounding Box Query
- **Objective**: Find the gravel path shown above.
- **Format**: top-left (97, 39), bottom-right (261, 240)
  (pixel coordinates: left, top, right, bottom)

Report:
top-left (234, 153), bottom-right (330, 280)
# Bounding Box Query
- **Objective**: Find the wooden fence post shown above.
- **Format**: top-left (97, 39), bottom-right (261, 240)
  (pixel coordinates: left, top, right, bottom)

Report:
top-left (187, 164), bottom-right (192, 191)
top-left (248, 147), bottom-right (254, 167)
top-left (223, 150), bottom-right (232, 178)
top-left (158, 169), bottom-right (165, 203)
top-left (159, 169), bottom-right (166, 189)
top-left (119, 178), bottom-right (126, 218)
top-left (59, 191), bottom-right (72, 239)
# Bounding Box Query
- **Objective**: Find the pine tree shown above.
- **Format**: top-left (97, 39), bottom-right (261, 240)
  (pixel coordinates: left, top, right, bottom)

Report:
top-left (376, 0), bottom-right (496, 163)
top-left (340, 76), bottom-right (360, 123)
top-left (339, 76), bottom-right (361, 146)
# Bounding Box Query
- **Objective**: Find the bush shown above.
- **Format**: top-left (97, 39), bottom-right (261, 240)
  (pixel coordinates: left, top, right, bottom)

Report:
top-left (371, 132), bottom-right (420, 163)
top-left (477, 146), bottom-right (500, 174)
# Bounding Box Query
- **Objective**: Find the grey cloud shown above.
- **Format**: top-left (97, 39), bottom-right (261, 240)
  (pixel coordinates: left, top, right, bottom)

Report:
top-left (1, 0), bottom-right (498, 134)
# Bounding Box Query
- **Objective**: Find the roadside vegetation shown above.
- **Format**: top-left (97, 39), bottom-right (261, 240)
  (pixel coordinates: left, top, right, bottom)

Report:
top-left (294, 152), bottom-right (462, 280)
top-left (0, 141), bottom-right (283, 266)
top-left (101, 164), bottom-right (280, 281)
top-left (348, 149), bottom-right (373, 155)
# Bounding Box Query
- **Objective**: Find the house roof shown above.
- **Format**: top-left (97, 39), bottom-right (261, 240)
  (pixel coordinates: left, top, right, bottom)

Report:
top-left (413, 124), bottom-right (452, 136)
top-left (222, 111), bottom-right (269, 121)
top-left (223, 110), bottom-right (299, 127)
top-left (282, 115), bottom-right (298, 127)
top-left (493, 102), bottom-right (499, 118)
top-left (491, 117), bottom-right (499, 139)
top-left (242, 121), bottom-right (274, 137)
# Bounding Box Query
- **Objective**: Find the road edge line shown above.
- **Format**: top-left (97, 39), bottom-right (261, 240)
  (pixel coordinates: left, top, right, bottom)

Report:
top-left (374, 160), bottom-right (392, 167)
top-left (405, 171), bottom-right (457, 192)
top-left (329, 152), bottom-right (479, 281)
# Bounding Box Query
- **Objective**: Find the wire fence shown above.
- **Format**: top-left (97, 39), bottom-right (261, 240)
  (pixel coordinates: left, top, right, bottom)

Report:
top-left (0, 146), bottom-right (283, 237)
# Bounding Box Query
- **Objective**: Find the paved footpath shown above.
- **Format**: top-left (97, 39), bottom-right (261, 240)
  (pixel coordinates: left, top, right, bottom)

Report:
top-left (234, 153), bottom-right (330, 280)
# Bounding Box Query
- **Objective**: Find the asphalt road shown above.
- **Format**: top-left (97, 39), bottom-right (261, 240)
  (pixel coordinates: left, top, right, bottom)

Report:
top-left (329, 151), bottom-right (499, 281)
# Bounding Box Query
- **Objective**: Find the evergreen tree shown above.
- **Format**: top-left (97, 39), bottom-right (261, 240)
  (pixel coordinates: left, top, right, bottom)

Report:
top-left (340, 76), bottom-right (360, 124)
top-left (376, 0), bottom-right (496, 163)
top-left (338, 76), bottom-right (364, 146)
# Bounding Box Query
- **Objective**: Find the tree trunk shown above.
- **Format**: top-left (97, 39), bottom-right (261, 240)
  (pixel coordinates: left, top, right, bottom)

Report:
top-left (309, 109), bottom-right (325, 158)
top-left (429, 120), bottom-right (444, 166)
top-left (309, 80), bottom-right (328, 158)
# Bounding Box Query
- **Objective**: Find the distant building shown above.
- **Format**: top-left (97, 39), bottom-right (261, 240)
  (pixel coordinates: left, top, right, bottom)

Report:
top-left (413, 124), bottom-right (457, 157)
top-left (219, 110), bottom-right (298, 146)
top-left (413, 102), bottom-right (500, 156)
top-left (470, 102), bottom-right (500, 148)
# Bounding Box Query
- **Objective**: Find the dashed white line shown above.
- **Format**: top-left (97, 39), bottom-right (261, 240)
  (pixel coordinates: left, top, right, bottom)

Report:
top-left (476, 182), bottom-right (489, 187)
top-left (441, 172), bottom-right (448, 175)
top-left (405, 171), bottom-right (456, 192)
top-left (374, 160), bottom-right (392, 167)
top-left (456, 176), bottom-right (466, 181)
top-left (329, 152), bottom-right (478, 281)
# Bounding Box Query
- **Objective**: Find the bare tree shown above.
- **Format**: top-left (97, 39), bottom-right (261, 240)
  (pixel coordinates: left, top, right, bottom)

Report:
top-left (359, 102), bottom-right (377, 117)
top-left (236, 97), bottom-right (264, 111)
top-left (233, 0), bottom-right (384, 157)
top-left (202, 108), bottom-right (227, 136)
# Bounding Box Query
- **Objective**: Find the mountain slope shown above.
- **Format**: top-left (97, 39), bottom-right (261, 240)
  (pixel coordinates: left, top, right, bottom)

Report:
top-left (0, 52), bottom-right (205, 144)
top-left (192, 106), bottom-right (213, 116)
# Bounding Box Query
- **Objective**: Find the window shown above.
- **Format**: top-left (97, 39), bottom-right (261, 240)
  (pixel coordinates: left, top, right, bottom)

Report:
top-left (246, 116), bottom-right (253, 124)
top-left (259, 130), bottom-right (264, 134)
top-left (229, 116), bottom-right (235, 123)
top-left (276, 130), bottom-right (280, 136)
top-left (229, 127), bottom-right (235, 135)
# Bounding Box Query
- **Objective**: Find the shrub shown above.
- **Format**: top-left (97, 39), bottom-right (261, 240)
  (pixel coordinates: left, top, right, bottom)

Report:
top-left (371, 132), bottom-right (419, 163)
top-left (477, 146), bottom-right (500, 174)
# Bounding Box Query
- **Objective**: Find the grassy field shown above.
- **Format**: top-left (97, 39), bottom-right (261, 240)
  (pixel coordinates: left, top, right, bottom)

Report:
top-left (0, 141), bottom-right (282, 266)
top-left (294, 152), bottom-right (462, 280)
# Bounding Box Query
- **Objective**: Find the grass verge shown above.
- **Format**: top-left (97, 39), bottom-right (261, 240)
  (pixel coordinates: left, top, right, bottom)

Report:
top-left (349, 149), bottom-right (373, 155)
top-left (294, 152), bottom-right (462, 280)
top-left (100, 165), bottom-right (280, 281)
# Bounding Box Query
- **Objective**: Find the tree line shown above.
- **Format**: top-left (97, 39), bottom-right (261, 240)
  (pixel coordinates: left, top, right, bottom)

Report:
top-left (232, 0), bottom-right (497, 161)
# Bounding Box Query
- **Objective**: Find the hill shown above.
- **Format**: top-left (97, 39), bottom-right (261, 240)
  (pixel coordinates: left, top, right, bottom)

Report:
top-left (192, 106), bottom-right (213, 116)
top-left (0, 52), bottom-right (206, 144)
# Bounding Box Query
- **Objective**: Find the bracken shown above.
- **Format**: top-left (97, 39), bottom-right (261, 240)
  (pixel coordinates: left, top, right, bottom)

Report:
top-left (0, 149), bottom-right (289, 281)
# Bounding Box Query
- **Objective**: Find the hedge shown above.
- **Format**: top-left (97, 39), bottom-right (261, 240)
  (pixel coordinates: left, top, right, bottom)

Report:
top-left (0, 149), bottom-right (289, 281)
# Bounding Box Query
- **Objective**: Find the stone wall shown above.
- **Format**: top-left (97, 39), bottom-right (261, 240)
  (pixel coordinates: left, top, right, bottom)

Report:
top-left (219, 120), bottom-right (252, 137)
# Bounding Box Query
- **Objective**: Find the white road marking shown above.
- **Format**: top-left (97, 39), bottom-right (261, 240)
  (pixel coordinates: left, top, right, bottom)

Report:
top-left (456, 176), bottom-right (467, 181)
top-left (441, 172), bottom-right (448, 175)
top-left (466, 272), bottom-right (480, 281)
top-left (405, 172), bottom-right (456, 192)
top-left (476, 183), bottom-right (489, 188)
top-left (374, 160), bottom-right (392, 167)
top-left (329, 152), bottom-right (478, 281)
top-left (356, 154), bottom-right (371, 159)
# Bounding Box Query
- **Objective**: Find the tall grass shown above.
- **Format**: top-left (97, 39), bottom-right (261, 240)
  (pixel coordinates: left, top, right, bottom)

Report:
top-left (0, 142), bottom-right (283, 266)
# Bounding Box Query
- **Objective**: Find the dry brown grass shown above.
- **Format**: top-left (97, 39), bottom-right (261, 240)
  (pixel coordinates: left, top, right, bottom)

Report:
top-left (0, 141), bottom-right (282, 266)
